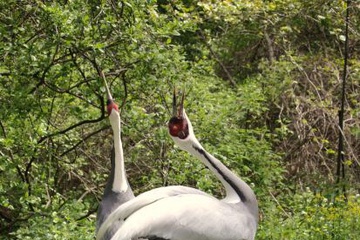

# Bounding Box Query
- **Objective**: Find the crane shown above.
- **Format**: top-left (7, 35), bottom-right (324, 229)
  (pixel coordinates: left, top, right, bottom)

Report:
top-left (96, 90), bottom-right (259, 240)
top-left (96, 80), bottom-right (135, 240)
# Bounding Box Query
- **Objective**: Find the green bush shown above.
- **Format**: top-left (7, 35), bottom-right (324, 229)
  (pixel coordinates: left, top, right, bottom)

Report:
top-left (11, 199), bottom-right (94, 240)
top-left (258, 190), bottom-right (360, 239)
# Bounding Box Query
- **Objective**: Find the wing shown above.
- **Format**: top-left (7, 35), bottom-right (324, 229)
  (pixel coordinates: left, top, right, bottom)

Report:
top-left (97, 186), bottom-right (210, 240)
top-left (111, 194), bottom-right (257, 240)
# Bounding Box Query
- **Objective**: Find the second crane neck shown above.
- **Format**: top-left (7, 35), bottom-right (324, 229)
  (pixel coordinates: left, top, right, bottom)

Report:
top-left (110, 113), bottom-right (129, 193)
top-left (185, 138), bottom-right (257, 208)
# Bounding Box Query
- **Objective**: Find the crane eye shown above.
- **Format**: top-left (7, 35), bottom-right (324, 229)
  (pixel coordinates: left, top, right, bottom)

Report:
top-left (168, 117), bottom-right (189, 139)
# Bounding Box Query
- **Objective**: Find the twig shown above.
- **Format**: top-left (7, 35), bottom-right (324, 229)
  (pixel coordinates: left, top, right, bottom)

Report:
top-left (60, 126), bottom-right (109, 157)
top-left (269, 190), bottom-right (291, 218)
top-left (37, 97), bottom-right (106, 145)
top-left (336, 0), bottom-right (351, 195)
top-left (76, 207), bottom-right (98, 221)
top-left (198, 30), bottom-right (237, 87)
top-left (80, 51), bottom-right (129, 110)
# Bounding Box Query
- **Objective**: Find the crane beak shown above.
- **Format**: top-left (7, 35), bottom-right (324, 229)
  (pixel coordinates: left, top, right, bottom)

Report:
top-left (172, 88), bottom-right (177, 117)
top-left (169, 88), bottom-right (189, 139)
top-left (102, 72), bottom-right (113, 101)
top-left (102, 72), bottom-right (119, 115)
top-left (172, 88), bottom-right (185, 118)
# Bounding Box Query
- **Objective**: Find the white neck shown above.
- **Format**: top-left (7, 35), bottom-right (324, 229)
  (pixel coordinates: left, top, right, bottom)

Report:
top-left (172, 132), bottom-right (258, 207)
top-left (109, 111), bottom-right (128, 193)
top-left (177, 137), bottom-right (241, 203)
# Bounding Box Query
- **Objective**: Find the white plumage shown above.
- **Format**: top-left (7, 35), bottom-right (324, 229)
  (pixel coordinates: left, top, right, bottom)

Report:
top-left (110, 193), bottom-right (256, 240)
top-left (96, 91), bottom-right (258, 240)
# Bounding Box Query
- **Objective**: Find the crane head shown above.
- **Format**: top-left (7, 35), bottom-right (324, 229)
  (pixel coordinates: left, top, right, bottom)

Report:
top-left (168, 89), bottom-right (189, 139)
top-left (102, 73), bottom-right (119, 115)
top-left (107, 99), bottom-right (119, 115)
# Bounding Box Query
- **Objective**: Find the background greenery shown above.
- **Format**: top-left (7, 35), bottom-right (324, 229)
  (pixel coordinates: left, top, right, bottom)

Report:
top-left (0, 0), bottom-right (359, 239)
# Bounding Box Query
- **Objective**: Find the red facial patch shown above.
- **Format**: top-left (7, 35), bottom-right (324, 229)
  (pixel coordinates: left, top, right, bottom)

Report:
top-left (107, 101), bottom-right (119, 115)
top-left (169, 123), bottom-right (180, 136)
top-left (168, 117), bottom-right (189, 139)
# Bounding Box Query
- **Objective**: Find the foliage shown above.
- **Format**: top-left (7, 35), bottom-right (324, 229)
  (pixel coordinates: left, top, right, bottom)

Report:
top-left (196, 0), bottom-right (360, 187)
top-left (12, 199), bottom-right (94, 240)
top-left (0, 0), bottom-right (359, 239)
top-left (258, 191), bottom-right (360, 239)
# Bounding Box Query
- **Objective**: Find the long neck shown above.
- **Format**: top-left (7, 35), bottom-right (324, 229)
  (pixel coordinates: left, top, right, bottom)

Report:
top-left (109, 113), bottom-right (129, 193)
top-left (183, 137), bottom-right (258, 214)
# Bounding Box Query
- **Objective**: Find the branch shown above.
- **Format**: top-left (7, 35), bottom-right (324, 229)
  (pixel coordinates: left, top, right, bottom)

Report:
top-left (263, 30), bottom-right (274, 63)
top-left (0, 213), bottom-right (34, 234)
top-left (28, 38), bottom-right (69, 94)
top-left (0, 120), bottom-right (25, 182)
top-left (198, 30), bottom-right (236, 87)
top-left (60, 126), bottom-right (109, 157)
top-left (336, 0), bottom-right (351, 190)
top-left (37, 96), bottom-right (106, 145)
top-left (0, 205), bottom-right (15, 222)
top-left (0, 120), bottom-right (5, 137)
top-left (79, 50), bottom-right (129, 110)
top-left (43, 80), bottom-right (100, 109)
top-left (76, 207), bottom-right (98, 221)
top-left (23, 95), bottom-right (106, 199)
top-left (119, 71), bottom-right (128, 110)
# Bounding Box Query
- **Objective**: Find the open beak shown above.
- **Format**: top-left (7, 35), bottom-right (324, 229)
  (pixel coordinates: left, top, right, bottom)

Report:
top-left (172, 88), bottom-right (185, 118)
top-left (169, 88), bottom-right (189, 139)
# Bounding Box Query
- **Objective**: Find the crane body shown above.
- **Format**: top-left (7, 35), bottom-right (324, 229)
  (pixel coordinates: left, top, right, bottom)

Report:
top-left (104, 182), bottom-right (257, 240)
top-left (97, 91), bottom-right (258, 240)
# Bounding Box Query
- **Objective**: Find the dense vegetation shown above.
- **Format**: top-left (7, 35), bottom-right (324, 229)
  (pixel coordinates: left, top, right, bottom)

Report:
top-left (0, 0), bottom-right (359, 239)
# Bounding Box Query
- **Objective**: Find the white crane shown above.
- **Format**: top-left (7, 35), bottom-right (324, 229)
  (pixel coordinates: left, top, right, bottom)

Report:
top-left (96, 90), bottom-right (259, 240)
top-left (96, 79), bottom-right (135, 239)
